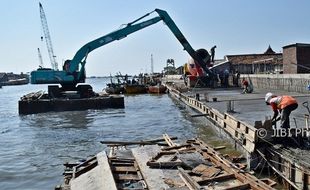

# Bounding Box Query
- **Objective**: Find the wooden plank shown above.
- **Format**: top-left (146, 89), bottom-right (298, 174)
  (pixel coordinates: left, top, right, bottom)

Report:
top-left (114, 174), bottom-right (140, 181)
top-left (100, 137), bottom-right (177, 146)
top-left (73, 156), bottom-right (97, 175)
top-left (110, 158), bottom-right (135, 162)
top-left (192, 164), bottom-right (222, 178)
top-left (147, 161), bottom-right (183, 168)
top-left (162, 144), bottom-right (191, 151)
top-left (201, 167), bottom-right (222, 178)
top-left (163, 133), bottom-right (177, 147)
top-left (198, 174), bottom-right (235, 184)
top-left (107, 142), bottom-right (169, 147)
top-left (64, 162), bottom-right (79, 168)
top-left (70, 152), bottom-right (117, 190)
top-left (224, 183), bottom-right (250, 190)
top-left (74, 161), bottom-right (98, 178)
top-left (178, 167), bottom-right (203, 190)
top-left (110, 162), bottom-right (135, 166)
top-left (213, 145), bottom-right (226, 151)
top-left (112, 166), bottom-right (137, 172)
top-left (192, 164), bottom-right (209, 175)
top-left (132, 145), bottom-right (181, 190)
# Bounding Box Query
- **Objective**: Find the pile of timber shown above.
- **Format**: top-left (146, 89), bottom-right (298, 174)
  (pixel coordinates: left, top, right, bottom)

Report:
top-left (20, 90), bottom-right (45, 101)
top-left (55, 134), bottom-right (276, 190)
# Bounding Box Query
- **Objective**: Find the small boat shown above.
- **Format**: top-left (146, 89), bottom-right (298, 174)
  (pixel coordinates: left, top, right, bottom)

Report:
top-left (148, 84), bottom-right (167, 94)
top-left (124, 84), bottom-right (147, 94)
top-left (105, 83), bottom-right (124, 94)
top-left (2, 78), bottom-right (29, 86)
top-left (104, 74), bottom-right (125, 94)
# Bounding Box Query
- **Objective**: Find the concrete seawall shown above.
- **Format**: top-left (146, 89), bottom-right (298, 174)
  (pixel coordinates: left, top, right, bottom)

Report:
top-left (244, 74), bottom-right (310, 93)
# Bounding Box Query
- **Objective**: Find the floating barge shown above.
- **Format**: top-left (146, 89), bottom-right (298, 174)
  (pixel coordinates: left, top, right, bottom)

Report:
top-left (18, 91), bottom-right (124, 115)
top-left (55, 135), bottom-right (276, 190)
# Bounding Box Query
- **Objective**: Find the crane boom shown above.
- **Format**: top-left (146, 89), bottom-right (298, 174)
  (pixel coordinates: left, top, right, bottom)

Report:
top-left (31, 8), bottom-right (213, 88)
top-left (39, 2), bottom-right (58, 70)
top-left (37, 48), bottom-right (44, 68)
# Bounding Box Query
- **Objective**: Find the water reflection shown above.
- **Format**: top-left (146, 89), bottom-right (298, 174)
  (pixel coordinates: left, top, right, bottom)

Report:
top-left (19, 110), bottom-right (97, 128)
top-left (1, 81), bottom-right (199, 190)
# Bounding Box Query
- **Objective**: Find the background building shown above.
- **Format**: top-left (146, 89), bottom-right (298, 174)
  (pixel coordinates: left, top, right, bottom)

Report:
top-left (224, 46), bottom-right (283, 74)
top-left (283, 43), bottom-right (310, 74)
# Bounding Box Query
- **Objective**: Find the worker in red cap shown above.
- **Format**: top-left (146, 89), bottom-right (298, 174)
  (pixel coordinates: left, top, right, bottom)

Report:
top-left (265, 92), bottom-right (298, 128)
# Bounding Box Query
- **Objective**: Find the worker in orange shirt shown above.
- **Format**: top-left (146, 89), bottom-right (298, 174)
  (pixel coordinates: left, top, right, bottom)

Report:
top-left (241, 78), bottom-right (253, 94)
top-left (241, 78), bottom-right (249, 93)
top-left (265, 92), bottom-right (298, 128)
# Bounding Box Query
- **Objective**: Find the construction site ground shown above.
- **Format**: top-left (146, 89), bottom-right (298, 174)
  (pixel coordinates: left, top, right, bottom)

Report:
top-left (185, 85), bottom-right (310, 129)
top-left (167, 79), bottom-right (310, 181)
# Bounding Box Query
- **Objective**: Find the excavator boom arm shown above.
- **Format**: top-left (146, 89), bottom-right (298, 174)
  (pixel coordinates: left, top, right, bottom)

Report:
top-left (154, 9), bottom-right (212, 76)
top-left (69, 8), bottom-right (212, 80)
top-left (68, 16), bottom-right (162, 73)
top-left (31, 8), bottom-right (213, 85)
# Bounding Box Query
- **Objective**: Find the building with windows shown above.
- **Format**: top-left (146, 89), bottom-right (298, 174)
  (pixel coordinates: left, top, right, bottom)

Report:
top-left (224, 46), bottom-right (282, 74)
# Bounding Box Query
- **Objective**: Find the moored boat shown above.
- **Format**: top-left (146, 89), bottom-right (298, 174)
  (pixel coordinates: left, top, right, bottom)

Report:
top-left (2, 78), bottom-right (29, 86)
top-left (105, 83), bottom-right (124, 94)
top-left (124, 84), bottom-right (147, 94)
top-left (104, 74), bottom-right (125, 94)
top-left (148, 84), bottom-right (167, 94)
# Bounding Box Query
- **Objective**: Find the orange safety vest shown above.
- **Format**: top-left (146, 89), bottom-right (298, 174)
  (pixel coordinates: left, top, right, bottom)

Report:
top-left (270, 96), bottom-right (297, 110)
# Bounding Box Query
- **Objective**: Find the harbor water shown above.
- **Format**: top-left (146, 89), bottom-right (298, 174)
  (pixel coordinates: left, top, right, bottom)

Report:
top-left (0, 78), bottom-right (205, 190)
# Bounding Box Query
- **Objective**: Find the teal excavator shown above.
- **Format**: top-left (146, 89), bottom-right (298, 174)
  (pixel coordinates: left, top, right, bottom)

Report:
top-left (31, 9), bottom-right (214, 98)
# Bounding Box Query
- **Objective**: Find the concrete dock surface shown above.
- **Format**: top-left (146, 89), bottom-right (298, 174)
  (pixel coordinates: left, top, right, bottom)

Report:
top-left (185, 87), bottom-right (310, 129)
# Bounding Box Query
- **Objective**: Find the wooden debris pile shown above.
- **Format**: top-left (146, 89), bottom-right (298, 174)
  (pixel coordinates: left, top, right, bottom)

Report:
top-left (20, 90), bottom-right (46, 101)
top-left (56, 134), bottom-right (277, 190)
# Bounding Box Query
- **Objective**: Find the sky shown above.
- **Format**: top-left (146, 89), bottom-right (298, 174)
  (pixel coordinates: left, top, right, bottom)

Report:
top-left (1, 0), bottom-right (310, 76)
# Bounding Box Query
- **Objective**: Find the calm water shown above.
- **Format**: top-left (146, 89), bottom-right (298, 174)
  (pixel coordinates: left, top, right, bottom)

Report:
top-left (0, 78), bottom-right (203, 190)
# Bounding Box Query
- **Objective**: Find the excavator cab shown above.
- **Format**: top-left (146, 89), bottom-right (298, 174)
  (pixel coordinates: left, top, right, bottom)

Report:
top-left (184, 48), bottom-right (214, 87)
top-left (48, 83), bottom-right (95, 99)
top-left (63, 60), bottom-right (71, 72)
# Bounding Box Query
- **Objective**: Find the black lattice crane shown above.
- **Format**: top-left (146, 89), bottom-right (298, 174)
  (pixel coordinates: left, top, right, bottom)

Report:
top-left (39, 2), bottom-right (58, 70)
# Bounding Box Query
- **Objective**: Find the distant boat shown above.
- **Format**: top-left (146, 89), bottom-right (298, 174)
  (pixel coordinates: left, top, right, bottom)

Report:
top-left (105, 83), bottom-right (124, 94)
top-left (2, 78), bottom-right (29, 86)
top-left (104, 74), bottom-right (125, 94)
top-left (148, 84), bottom-right (167, 94)
top-left (124, 84), bottom-right (147, 94)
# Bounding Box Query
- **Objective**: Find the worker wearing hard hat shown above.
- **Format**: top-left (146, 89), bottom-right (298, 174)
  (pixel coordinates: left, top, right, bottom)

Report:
top-left (265, 92), bottom-right (298, 128)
